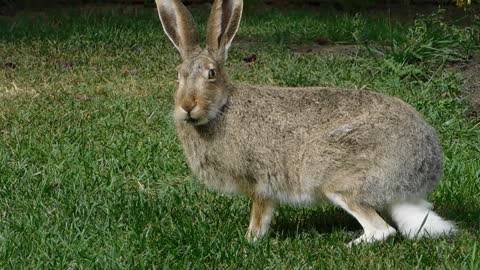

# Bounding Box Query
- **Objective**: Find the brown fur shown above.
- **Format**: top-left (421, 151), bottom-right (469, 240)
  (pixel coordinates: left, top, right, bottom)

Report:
top-left (246, 195), bottom-right (275, 240)
top-left (250, 198), bottom-right (273, 229)
top-left (155, 0), bottom-right (454, 243)
top-left (177, 85), bottom-right (442, 207)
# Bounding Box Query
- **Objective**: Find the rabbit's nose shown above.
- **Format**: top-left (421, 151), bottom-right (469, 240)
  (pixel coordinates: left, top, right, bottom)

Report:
top-left (180, 99), bottom-right (197, 115)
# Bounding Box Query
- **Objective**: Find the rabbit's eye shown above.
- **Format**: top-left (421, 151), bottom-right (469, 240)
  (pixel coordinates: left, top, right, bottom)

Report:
top-left (208, 69), bottom-right (216, 80)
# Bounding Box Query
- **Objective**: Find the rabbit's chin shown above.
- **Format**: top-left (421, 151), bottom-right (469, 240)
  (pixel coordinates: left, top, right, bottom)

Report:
top-left (188, 117), bottom-right (210, 126)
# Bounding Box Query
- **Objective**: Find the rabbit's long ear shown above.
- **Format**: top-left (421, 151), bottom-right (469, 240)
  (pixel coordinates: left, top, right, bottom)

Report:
top-left (206, 0), bottom-right (243, 61)
top-left (155, 0), bottom-right (200, 59)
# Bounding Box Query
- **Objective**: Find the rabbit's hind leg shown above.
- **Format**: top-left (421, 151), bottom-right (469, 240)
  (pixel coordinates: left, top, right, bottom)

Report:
top-left (326, 193), bottom-right (396, 246)
top-left (246, 196), bottom-right (276, 242)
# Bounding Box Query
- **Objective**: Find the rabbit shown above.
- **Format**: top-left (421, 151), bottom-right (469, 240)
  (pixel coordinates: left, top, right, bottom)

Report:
top-left (155, 0), bottom-right (456, 245)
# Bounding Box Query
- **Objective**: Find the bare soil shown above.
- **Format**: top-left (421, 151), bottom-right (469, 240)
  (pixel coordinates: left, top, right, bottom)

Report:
top-left (451, 55), bottom-right (480, 117)
top-left (288, 42), bottom-right (388, 58)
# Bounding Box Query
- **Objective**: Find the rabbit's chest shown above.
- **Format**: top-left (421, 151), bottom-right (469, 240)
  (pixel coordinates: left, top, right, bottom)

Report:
top-left (179, 134), bottom-right (248, 194)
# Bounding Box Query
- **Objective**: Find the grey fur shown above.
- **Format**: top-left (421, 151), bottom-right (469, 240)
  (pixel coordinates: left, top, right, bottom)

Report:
top-left (177, 83), bottom-right (443, 208)
top-left (156, 0), bottom-right (453, 242)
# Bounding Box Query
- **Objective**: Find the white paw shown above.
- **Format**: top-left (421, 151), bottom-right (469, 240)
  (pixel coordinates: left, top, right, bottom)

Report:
top-left (347, 227), bottom-right (397, 247)
top-left (246, 225), bottom-right (270, 243)
top-left (246, 228), bottom-right (261, 243)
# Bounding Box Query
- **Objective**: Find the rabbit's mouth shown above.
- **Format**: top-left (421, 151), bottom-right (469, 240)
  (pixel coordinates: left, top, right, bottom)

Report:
top-left (174, 106), bottom-right (210, 126)
top-left (186, 116), bottom-right (209, 126)
top-left (175, 99), bottom-right (226, 126)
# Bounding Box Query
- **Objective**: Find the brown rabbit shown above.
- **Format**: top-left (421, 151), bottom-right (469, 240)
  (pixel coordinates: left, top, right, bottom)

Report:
top-left (155, 0), bottom-right (456, 245)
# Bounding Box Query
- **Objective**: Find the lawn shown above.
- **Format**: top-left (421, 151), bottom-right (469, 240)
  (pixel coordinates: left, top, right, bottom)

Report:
top-left (1, 4), bottom-right (480, 269)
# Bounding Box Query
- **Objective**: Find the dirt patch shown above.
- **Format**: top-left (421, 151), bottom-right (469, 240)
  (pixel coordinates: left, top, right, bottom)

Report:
top-left (234, 36), bottom-right (262, 49)
top-left (450, 55), bottom-right (480, 117)
top-left (290, 43), bottom-right (360, 56)
top-left (288, 42), bottom-right (387, 58)
top-left (235, 35), bottom-right (387, 59)
top-left (290, 43), bottom-right (351, 56)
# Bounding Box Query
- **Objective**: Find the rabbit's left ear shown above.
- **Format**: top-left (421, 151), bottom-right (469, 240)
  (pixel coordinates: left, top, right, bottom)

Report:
top-left (206, 0), bottom-right (243, 62)
top-left (156, 0), bottom-right (200, 59)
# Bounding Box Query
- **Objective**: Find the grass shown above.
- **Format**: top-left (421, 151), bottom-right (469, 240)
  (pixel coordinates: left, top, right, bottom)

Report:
top-left (1, 5), bottom-right (480, 269)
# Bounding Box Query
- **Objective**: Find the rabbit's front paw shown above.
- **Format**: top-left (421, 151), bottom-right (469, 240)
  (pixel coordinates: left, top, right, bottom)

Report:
top-left (246, 227), bottom-right (263, 243)
top-left (246, 198), bottom-right (276, 243)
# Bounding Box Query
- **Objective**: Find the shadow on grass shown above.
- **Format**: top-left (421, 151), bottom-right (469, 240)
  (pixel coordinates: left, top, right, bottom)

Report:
top-left (440, 202), bottom-right (480, 232)
top-left (271, 208), bottom-right (361, 239)
top-left (269, 200), bottom-right (479, 240)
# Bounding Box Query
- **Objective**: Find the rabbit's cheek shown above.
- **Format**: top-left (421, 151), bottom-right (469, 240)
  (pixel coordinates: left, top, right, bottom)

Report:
top-left (174, 106), bottom-right (189, 122)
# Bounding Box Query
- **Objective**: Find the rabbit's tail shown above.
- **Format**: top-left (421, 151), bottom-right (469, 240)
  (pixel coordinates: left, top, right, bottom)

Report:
top-left (387, 199), bottom-right (456, 239)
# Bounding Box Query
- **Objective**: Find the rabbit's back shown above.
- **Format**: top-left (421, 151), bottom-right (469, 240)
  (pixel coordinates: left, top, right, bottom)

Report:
top-left (177, 85), bottom-right (442, 208)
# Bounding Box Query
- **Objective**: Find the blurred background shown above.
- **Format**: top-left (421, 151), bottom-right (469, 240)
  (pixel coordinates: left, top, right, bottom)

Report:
top-left (0, 0), bottom-right (478, 14)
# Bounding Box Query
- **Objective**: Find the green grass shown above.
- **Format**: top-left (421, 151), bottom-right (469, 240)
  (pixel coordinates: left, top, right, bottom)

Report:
top-left (1, 5), bottom-right (480, 269)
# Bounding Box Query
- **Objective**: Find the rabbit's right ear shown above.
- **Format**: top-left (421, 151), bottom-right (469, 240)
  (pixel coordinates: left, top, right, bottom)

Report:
top-left (155, 0), bottom-right (200, 59)
top-left (206, 0), bottom-right (243, 62)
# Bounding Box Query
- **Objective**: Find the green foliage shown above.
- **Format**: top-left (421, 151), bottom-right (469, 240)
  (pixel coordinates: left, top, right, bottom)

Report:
top-left (390, 9), bottom-right (479, 64)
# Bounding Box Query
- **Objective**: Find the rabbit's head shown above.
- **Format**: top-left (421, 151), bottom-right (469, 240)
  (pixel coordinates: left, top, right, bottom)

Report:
top-left (156, 0), bottom-right (243, 126)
